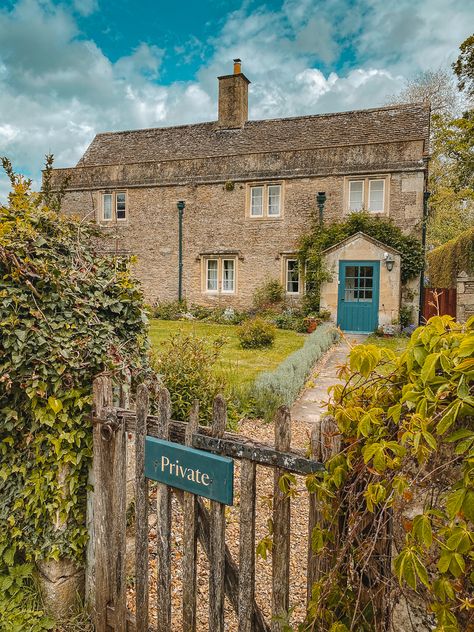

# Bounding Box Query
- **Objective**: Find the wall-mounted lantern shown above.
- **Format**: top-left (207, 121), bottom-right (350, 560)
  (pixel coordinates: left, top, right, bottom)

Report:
top-left (383, 252), bottom-right (395, 272)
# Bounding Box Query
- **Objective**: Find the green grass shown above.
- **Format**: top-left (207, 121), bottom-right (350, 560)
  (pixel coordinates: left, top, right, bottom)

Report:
top-left (364, 334), bottom-right (409, 354)
top-left (149, 319), bottom-right (305, 389)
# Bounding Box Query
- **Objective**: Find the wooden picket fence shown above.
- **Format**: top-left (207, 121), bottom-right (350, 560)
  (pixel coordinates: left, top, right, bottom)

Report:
top-left (88, 375), bottom-right (332, 632)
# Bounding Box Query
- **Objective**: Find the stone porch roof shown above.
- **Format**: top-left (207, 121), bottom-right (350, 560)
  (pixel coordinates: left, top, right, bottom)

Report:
top-left (77, 103), bottom-right (430, 167)
top-left (321, 232), bottom-right (402, 256)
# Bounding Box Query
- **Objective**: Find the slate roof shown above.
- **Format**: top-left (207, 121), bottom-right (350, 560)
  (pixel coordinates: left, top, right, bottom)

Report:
top-left (77, 103), bottom-right (430, 167)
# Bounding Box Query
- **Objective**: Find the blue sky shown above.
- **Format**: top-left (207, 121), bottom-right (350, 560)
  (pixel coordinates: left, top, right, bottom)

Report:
top-left (0, 0), bottom-right (473, 199)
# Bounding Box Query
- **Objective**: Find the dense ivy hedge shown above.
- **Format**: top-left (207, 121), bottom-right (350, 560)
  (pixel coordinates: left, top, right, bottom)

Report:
top-left (299, 212), bottom-right (424, 311)
top-left (427, 227), bottom-right (474, 287)
top-left (0, 162), bottom-right (150, 573)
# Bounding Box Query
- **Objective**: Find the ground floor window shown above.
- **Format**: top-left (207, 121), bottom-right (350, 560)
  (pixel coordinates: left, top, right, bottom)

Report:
top-left (203, 257), bottom-right (236, 294)
top-left (284, 258), bottom-right (300, 294)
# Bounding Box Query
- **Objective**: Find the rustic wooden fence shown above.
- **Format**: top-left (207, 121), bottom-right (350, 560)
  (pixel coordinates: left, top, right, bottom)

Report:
top-left (88, 375), bottom-right (333, 631)
top-left (421, 287), bottom-right (457, 321)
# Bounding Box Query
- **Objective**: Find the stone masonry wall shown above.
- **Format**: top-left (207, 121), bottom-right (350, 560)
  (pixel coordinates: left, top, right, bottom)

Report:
top-left (457, 272), bottom-right (474, 322)
top-left (60, 167), bottom-right (425, 309)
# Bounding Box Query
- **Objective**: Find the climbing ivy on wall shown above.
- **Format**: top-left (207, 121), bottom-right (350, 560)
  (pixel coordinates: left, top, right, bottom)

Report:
top-left (0, 159), bottom-right (150, 573)
top-left (427, 227), bottom-right (474, 288)
top-left (298, 212), bottom-right (424, 312)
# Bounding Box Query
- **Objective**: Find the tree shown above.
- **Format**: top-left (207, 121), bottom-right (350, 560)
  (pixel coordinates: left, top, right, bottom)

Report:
top-left (386, 68), bottom-right (461, 116)
top-left (453, 33), bottom-right (474, 100)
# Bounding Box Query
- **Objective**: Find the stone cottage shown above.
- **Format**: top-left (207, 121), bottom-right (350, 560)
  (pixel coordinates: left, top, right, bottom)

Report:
top-left (53, 60), bottom-right (430, 333)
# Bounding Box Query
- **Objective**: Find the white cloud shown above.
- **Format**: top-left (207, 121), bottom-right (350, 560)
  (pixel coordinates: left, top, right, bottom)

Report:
top-left (0, 0), bottom-right (472, 202)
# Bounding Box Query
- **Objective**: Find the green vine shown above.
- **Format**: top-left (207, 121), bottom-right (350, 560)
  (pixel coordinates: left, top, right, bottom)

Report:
top-left (298, 212), bottom-right (424, 312)
top-left (427, 227), bottom-right (474, 288)
top-left (299, 316), bottom-right (474, 631)
top-left (0, 159), bottom-right (150, 577)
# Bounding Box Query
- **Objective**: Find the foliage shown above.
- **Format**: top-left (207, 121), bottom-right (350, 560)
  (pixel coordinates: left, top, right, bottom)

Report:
top-left (453, 33), bottom-right (474, 98)
top-left (399, 304), bottom-right (414, 329)
top-left (0, 159), bottom-right (150, 574)
top-left (299, 212), bottom-right (424, 311)
top-left (299, 316), bottom-right (474, 631)
top-left (427, 227), bottom-right (474, 287)
top-left (272, 308), bottom-right (307, 333)
top-left (152, 299), bottom-right (187, 320)
top-left (238, 317), bottom-right (276, 349)
top-left (249, 323), bottom-right (339, 420)
top-left (0, 559), bottom-right (54, 631)
top-left (151, 331), bottom-right (227, 424)
top-left (252, 278), bottom-right (285, 311)
top-left (385, 68), bottom-right (461, 117)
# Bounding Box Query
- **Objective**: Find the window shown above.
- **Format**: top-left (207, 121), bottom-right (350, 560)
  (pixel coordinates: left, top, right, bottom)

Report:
top-left (286, 259), bottom-right (300, 294)
top-left (222, 259), bottom-right (235, 293)
top-left (346, 177), bottom-right (387, 213)
top-left (344, 265), bottom-right (374, 302)
top-left (204, 257), bottom-right (237, 294)
top-left (248, 183), bottom-right (282, 218)
top-left (206, 259), bottom-right (218, 292)
top-left (250, 186), bottom-right (264, 216)
top-left (368, 180), bottom-right (384, 212)
top-left (101, 191), bottom-right (127, 221)
top-left (349, 181), bottom-right (364, 211)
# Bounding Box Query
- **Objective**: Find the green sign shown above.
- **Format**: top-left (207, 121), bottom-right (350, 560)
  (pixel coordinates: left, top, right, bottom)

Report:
top-left (145, 436), bottom-right (234, 505)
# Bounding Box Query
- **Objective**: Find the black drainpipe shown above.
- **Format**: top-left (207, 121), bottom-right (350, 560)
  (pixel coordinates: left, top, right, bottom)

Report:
top-left (317, 191), bottom-right (326, 226)
top-left (177, 200), bottom-right (185, 302)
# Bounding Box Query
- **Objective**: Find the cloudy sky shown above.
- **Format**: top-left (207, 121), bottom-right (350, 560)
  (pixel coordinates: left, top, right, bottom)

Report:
top-left (0, 0), bottom-right (472, 199)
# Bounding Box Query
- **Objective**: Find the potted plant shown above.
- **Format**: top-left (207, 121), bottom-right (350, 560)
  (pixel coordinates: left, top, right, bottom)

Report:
top-left (303, 312), bottom-right (320, 333)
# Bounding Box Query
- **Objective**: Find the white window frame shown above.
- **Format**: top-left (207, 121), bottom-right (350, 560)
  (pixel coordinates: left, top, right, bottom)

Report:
top-left (206, 259), bottom-right (219, 293)
top-left (368, 179), bottom-right (385, 213)
top-left (248, 182), bottom-right (283, 218)
top-left (203, 256), bottom-right (237, 295)
top-left (346, 176), bottom-right (388, 214)
top-left (348, 180), bottom-right (364, 212)
top-left (285, 258), bottom-right (300, 295)
top-left (101, 191), bottom-right (127, 222)
top-left (221, 258), bottom-right (235, 294)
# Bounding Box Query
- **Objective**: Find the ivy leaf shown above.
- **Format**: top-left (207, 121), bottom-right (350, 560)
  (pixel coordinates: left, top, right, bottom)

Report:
top-left (446, 488), bottom-right (467, 519)
top-left (458, 335), bottom-right (474, 358)
top-left (421, 353), bottom-right (440, 384)
top-left (437, 400), bottom-right (462, 435)
top-left (47, 396), bottom-right (63, 414)
top-left (413, 514), bottom-right (433, 547)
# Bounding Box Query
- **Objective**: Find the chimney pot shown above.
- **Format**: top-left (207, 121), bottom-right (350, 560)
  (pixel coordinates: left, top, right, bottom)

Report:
top-left (233, 58), bottom-right (242, 74)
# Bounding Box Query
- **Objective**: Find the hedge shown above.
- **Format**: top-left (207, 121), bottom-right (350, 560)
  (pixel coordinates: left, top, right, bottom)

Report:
top-left (427, 227), bottom-right (474, 287)
top-left (252, 323), bottom-right (339, 415)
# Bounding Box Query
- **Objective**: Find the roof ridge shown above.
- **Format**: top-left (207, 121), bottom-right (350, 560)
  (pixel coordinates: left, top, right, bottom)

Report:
top-left (91, 102), bottom-right (430, 138)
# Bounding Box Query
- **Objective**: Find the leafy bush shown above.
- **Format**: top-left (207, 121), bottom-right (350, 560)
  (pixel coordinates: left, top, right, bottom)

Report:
top-left (238, 318), bottom-right (276, 349)
top-left (302, 316), bottom-right (474, 631)
top-left (250, 323), bottom-right (339, 419)
top-left (427, 226), bottom-right (474, 287)
top-left (152, 299), bottom-right (187, 320)
top-left (151, 332), bottom-right (226, 424)
top-left (253, 278), bottom-right (285, 311)
top-left (0, 160), bottom-right (150, 573)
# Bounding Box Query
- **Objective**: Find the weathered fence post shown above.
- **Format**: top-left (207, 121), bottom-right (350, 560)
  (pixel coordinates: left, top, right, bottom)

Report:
top-left (238, 457), bottom-right (257, 632)
top-left (183, 401), bottom-right (199, 632)
top-left (156, 387), bottom-right (172, 631)
top-left (272, 406), bottom-right (291, 631)
top-left (209, 394), bottom-right (227, 632)
top-left (135, 384), bottom-right (150, 632)
top-left (88, 375), bottom-right (127, 631)
top-left (306, 424), bottom-right (319, 604)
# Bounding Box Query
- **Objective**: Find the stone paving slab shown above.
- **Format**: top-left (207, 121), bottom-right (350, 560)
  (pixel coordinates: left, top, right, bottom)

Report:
top-left (291, 334), bottom-right (367, 424)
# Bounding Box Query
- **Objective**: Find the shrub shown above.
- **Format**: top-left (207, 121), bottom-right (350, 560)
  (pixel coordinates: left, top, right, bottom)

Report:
top-left (238, 318), bottom-right (276, 349)
top-left (151, 332), bottom-right (226, 424)
top-left (427, 226), bottom-right (474, 287)
top-left (153, 299), bottom-right (187, 320)
top-left (273, 309), bottom-right (307, 333)
top-left (0, 159), bottom-right (150, 575)
top-left (250, 323), bottom-right (339, 419)
top-left (253, 278), bottom-right (285, 311)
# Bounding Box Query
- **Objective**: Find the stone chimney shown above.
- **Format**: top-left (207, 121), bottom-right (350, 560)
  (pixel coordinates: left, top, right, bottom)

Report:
top-left (217, 59), bottom-right (250, 128)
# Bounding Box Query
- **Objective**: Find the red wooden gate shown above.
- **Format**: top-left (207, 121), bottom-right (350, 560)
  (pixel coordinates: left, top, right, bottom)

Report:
top-left (422, 288), bottom-right (457, 322)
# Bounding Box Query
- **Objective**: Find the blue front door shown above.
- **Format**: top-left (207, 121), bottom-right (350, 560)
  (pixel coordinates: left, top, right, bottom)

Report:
top-left (337, 261), bottom-right (380, 333)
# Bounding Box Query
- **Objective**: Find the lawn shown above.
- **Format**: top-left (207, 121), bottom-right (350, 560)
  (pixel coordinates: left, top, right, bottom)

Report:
top-left (149, 319), bottom-right (306, 388)
top-left (364, 333), bottom-right (409, 354)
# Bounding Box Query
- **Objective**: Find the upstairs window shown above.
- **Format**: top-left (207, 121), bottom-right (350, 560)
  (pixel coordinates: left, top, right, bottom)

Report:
top-left (101, 191), bottom-right (127, 221)
top-left (347, 177), bottom-right (387, 213)
top-left (249, 183), bottom-right (282, 218)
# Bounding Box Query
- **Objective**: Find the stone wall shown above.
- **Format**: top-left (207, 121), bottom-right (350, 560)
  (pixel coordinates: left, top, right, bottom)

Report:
top-left (60, 168), bottom-right (424, 309)
top-left (456, 271), bottom-right (474, 322)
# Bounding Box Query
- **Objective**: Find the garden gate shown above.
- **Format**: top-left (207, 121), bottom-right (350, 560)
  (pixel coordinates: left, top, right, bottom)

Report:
top-left (88, 375), bottom-right (334, 632)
